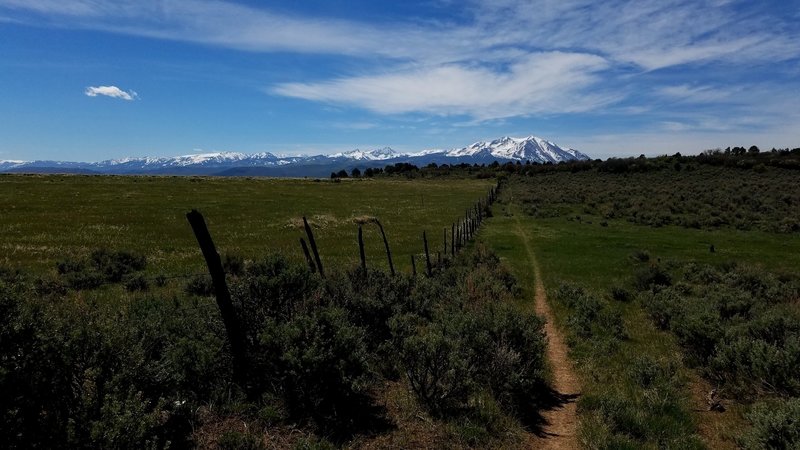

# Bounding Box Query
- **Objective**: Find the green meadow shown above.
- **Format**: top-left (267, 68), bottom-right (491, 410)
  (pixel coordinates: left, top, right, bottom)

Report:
top-left (0, 174), bottom-right (493, 275)
top-left (480, 168), bottom-right (800, 449)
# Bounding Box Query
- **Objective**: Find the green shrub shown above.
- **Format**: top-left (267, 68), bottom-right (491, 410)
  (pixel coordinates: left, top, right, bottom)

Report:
top-left (293, 437), bottom-right (336, 450)
top-left (90, 249), bottom-right (147, 282)
top-left (33, 275), bottom-right (67, 297)
top-left (185, 274), bottom-right (214, 296)
top-left (670, 305), bottom-right (723, 364)
top-left (218, 430), bottom-right (265, 450)
top-left (555, 284), bottom-right (626, 342)
top-left (63, 269), bottom-right (105, 290)
top-left (610, 286), bottom-right (631, 302)
top-left (630, 250), bottom-right (650, 262)
top-left (633, 264), bottom-right (672, 292)
top-left (0, 280), bottom-right (214, 449)
top-left (639, 288), bottom-right (683, 330)
top-left (57, 249), bottom-right (147, 289)
top-left (124, 274), bottom-right (149, 292)
top-left (223, 253), bottom-right (245, 277)
top-left (628, 355), bottom-right (680, 390)
top-left (233, 254), bottom-right (318, 322)
top-left (256, 304), bottom-right (373, 433)
top-left (399, 321), bottom-right (475, 415)
top-left (740, 398), bottom-right (800, 450)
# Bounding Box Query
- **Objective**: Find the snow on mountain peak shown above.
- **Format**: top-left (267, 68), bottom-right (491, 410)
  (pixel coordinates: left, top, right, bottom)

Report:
top-left (1, 135), bottom-right (589, 176)
top-left (441, 135), bottom-right (588, 163)
top-left (333, 147), bottom-right (399, 161)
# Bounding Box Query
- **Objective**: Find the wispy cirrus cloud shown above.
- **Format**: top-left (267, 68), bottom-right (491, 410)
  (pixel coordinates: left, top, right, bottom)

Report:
top-left (3, 0), bottom-right (796, 67)
top-left (3, 0), bottom-right (799, 124)
top-left (274, 52), bottom-right (615, 119)
top-left (85, 85), bottom-right (138, 100)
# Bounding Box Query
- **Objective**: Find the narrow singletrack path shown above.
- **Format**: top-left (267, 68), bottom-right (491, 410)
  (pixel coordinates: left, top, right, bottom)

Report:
top-left (514, 217), bottom-right (582, 449)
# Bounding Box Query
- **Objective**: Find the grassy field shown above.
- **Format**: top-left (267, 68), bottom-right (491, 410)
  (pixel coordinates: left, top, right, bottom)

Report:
top-left (481, 173), bottom-right (800, 449)
top-left (3, 165), bottom-right (799, 449)
top-left (0, 174), bottom-right (493, 275)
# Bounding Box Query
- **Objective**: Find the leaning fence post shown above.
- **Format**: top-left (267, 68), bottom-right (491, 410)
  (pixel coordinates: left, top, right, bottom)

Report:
top-left (375, 219), bottom-right (395, 276)
top-left (303, 216), bottom-right (325, 278)
top-left (358, 225), bottom-right (366, 271)
top-left (423, 231), bottom-right (433, 276)
top-left (299, 238), bottom-right (316, 273)
top-left (186, 210), bottom-right (248, 389)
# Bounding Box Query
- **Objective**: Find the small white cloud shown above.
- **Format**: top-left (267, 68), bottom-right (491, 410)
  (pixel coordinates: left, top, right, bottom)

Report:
top-left (85, 85), bottom-right (138, 101)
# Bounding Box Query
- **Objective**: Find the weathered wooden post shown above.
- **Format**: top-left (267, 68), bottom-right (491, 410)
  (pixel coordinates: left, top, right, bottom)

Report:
top-left (443, 228), bottom-right (447, 257)
top-left (358, 225), bottom-right (366, 271)
top-left (451, 223), bottom-right (455, 257)
top-left (410, 254), bottom-right (417, 276)
top-left (186, 210), bottom-right (248, 389)
top-left (375, 219), bottom-right (395, 276)
top-left (423, 231), bottom-right (432, 276)
top-left (299, 238), bottom-right (316, 273)
top-left (303, 216), bottom-right (325, 277)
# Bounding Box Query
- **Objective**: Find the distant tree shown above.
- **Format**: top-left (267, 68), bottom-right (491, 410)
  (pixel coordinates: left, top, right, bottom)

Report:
top-left (330, 172), bottom-right (337, 179)
top-left (748, 145), bottom-right (760, 154)
top-left (351, 167), bottom-right (361, 178)
top-left (364, 167), bottom-right (374, 177)
top-left (336, 169), bottom-right (349, 178)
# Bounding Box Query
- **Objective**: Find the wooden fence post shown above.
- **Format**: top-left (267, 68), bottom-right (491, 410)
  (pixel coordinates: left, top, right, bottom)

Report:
top-left (375, 219), bottom-right (395, 276)
top-left (186, 210), bottom-right (248, 389)
top-left (358, 225), bottom-right (366, 271)
top-left (303, 216), bottom-right (325, 277)
top-left (411, 254), bottom-right (417, 276)
top-left (423, 231), bottom-right (432, 276)
top-left (443, 228), bottom-right (447, 257)
top-left (451, 223), bottom-right (455, 257)
top-left (299, 238), bottom-right (316, 273)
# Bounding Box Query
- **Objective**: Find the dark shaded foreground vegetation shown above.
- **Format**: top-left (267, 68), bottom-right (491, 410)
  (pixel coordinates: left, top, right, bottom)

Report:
top-left (1, 243), bottom-right (553, 448)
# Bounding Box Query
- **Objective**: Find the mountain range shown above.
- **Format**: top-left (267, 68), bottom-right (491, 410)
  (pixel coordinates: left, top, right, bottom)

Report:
top-left (0, 136), bottom-right (590, 177)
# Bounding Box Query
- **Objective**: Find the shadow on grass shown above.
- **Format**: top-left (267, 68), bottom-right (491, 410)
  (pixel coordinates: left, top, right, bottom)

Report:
top-left (317, 394), bottom-right (396, 445)
top-left (517, 386), bottom-right (582, 438)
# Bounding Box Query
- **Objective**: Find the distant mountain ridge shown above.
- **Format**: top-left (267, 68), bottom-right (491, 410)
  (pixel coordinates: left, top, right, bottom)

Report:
top-left (1, 135), bottom-right (590, 177)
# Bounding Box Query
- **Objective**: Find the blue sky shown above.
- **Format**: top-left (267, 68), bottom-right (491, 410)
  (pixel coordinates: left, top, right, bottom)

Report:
top-left (1, 0), bottom-right (798, 162)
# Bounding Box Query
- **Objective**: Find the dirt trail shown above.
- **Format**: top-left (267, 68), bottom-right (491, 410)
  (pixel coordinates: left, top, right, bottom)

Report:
top-left (515, 219), bottom-right (582, 450)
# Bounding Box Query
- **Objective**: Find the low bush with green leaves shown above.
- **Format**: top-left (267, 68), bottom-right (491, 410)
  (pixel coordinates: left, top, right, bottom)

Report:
top-left (634, 258), bottom-right (800, 448)
top-left (637, 261), bottom-right (800, 398)
top-left (56, 249), bottom-right (147, 290)
top-left (2, 243), bottom-right (549, 448)
top-left (551, 282), bottom-right (705, 448)
top-left (739, 398), bottom-right (800, 450)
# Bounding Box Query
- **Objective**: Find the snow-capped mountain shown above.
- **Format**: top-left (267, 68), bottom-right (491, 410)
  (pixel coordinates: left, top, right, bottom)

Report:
top-left (445, 136), bottom-right (589, 163)
top-left (443, 136), bottom-right (588, 163)
top-left (330, 147), bottom-right (399, 161)
top-left (2, 136), bottom-right (589, 177)
top-left (99, 152), bottom-right (280, 172)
